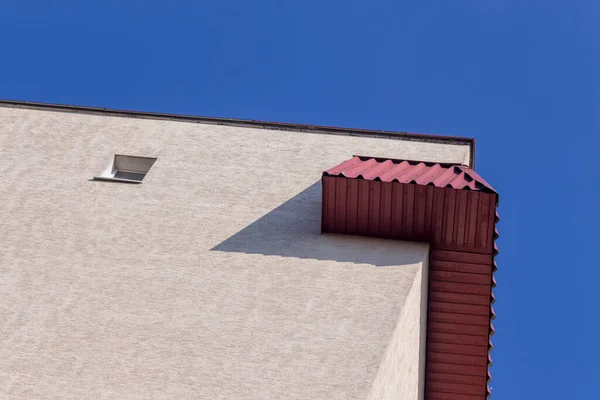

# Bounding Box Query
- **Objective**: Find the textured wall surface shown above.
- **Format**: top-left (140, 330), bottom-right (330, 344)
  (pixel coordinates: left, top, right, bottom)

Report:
top-left (367, 255), bottom-right (429, 400)
top-left (0, 107), bottom-right (447, 399)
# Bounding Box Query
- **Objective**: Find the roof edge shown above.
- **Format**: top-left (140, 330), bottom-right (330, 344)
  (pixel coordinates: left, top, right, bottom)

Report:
top-left (0, 99), bottom-right (476, 167)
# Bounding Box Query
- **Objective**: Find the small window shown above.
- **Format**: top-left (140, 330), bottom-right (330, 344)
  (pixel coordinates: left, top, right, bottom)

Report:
top-left (94, 155), bottom-right (157, 183)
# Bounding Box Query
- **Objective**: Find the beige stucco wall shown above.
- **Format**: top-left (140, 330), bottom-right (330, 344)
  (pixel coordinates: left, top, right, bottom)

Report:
top-left (0, 107), bottom-right (440, 399)
top-left (367, 253), bottom-right (429, 400)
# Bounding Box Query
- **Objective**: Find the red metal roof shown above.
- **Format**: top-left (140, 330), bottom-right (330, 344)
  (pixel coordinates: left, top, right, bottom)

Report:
top-left (324, 156), bottom-right (496, 195)
top-left (322, 157), bottom-right (499, 399)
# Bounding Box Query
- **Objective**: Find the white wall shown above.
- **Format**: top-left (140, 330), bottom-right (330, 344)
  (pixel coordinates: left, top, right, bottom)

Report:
top-left (367, 250), bottom-right (429, 400)
top-left (0, 106), bottom-right (441, 399)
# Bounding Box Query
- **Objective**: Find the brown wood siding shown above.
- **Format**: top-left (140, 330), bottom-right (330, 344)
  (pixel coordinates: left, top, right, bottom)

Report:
top-left (321, 176), bottom-right (497, 399)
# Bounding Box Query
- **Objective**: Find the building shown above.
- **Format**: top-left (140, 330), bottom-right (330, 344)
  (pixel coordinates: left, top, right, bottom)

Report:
top-left (0, 100), bottom-right (498, 400)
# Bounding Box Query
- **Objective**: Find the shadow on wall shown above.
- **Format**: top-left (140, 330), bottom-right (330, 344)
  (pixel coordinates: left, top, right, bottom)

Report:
top-left (211, 182), bottom-right (426, 267)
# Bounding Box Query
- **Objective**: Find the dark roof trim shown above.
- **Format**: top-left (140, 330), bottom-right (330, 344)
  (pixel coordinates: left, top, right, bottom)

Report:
top-left (0, 99), bottom-right (476, 167)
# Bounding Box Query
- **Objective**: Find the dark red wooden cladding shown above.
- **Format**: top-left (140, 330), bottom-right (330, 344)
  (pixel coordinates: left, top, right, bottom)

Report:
top-left (431, 249), bottom-right (493, 265)
top-left (428, 351), bottom-right (488, 367)
top-left (428, 321), bottom-right (489, 336)
top-left (322, 177), bottom-right (495, 254)
top-left (429, 281), bottom-right (491, 296)
top-left (430, 259), bottom-right (492, 275)
top-left (368, 180), bottom-right (382, 236)
top-left (428, 381), bottom-right (485, 396)
top-left (428, 362), bottom-right (488, 377)
top-left (428, 331), bottom-right (489, 346)
top-left (430, 270), bottom-right (491, 285)
top-left (428, 372), bottom-right (488, 386)
top-left (429, 311), bottom-right (491, 326)
top-left (428, 301), bottom-right (490, 317)
top-left (380, 182), bottom-right (393, 237)
top-left (357, 179), bottom-right (370, 235)
top-left (428, 290), bottom-right (490, 307)
top-left (334, 177), bottom-right (347, 232)
top-left (428, 342), bottom-right (489, 357)
top-left (346, 179), bottom-right (359, 234)
top-left (322, 157), bottom-right (498, 399)
top-left (427, 391), bottom-right (483, 400)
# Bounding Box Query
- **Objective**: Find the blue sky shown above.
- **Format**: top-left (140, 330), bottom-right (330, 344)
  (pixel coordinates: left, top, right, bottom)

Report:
top-left (2, 1), bottom-right (598, 398)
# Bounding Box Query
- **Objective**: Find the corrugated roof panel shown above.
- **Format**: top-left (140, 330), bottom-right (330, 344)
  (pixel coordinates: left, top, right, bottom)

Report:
top-left (324, 156), bottom-right (497, 195)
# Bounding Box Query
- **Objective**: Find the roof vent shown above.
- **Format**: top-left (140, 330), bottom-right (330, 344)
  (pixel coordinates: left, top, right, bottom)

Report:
top-left (94, 154), bottom-right (157, 183)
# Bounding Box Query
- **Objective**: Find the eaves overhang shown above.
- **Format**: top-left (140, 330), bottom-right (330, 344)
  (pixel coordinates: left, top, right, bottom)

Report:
top-left (322, 156), bottom-right (499, 399)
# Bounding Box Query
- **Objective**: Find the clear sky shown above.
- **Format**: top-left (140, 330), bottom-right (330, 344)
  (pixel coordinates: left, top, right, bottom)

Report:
top-left (2, 1), bottom-right (598, 398)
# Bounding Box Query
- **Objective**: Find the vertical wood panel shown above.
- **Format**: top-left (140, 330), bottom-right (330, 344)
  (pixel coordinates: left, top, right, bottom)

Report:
top-left (415, 185), bottom-right (427, 238)
top-left (368, 181), bottom-right (381, 236)
top-left (433, 187), bottom-right (446, 244)
top-left (444, 189), bottom-right (457, 246)
top-left (320, 171), bottom-right (497, 400)
top-left (455, 190), bottom-right (468, 247)
top-left (334, 177), bottom-right (347, 233)
top-left (403, 184), bottom-right (415, 237)
top-left (346, 179), bottom-right (359, 234)
top-left (379, 182), bottom-right (393, 237)
top-left (321, 178), bottom-right (328, 232)
top-left (424, 186), bottom-right (435, 238)
top-left (476, 193), bottom-right (493, 251)
top-left (321, 177), bottom-right (336, 232)
top-left (465, 192), bottom-right (480, 249)
top-left (391, 182), bottom-right (404, 238)
top-left (356, 179), bottom-right (370, 235)
top-left (485, 194), bottom-right (497, 253)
